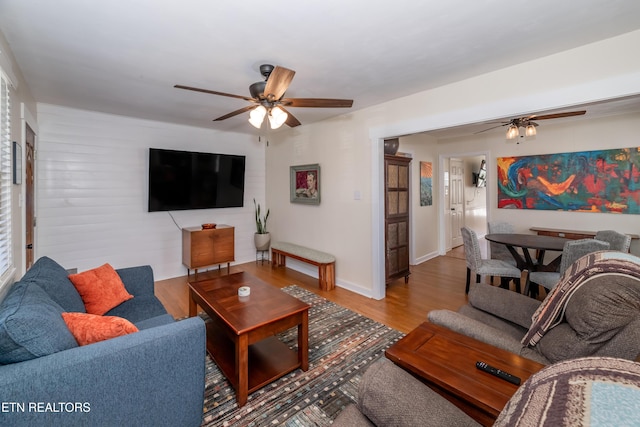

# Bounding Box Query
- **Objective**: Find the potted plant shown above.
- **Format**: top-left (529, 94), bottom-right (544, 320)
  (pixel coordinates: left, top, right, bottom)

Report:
top-left (253, 198), bottom-right (271, 251)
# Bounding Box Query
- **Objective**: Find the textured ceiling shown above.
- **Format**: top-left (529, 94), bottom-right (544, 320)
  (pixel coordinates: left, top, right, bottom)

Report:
top-left (1, 0), bottom-right (640, 135)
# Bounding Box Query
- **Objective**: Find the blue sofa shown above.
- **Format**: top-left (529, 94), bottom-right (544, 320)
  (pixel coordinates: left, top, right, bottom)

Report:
top-left (0, 257), bottom-right (206, 427)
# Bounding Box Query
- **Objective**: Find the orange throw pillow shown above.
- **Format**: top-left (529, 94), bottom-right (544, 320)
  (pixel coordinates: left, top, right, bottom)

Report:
top-left (62, 312), bottom-right (138, 346)
top-left (68, 263), bottom-right (133, 315)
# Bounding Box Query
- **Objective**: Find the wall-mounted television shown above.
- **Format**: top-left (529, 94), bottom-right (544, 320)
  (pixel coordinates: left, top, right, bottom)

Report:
top-left (472, 159), bottom-right (487, 188)
top-left (148, 148), bottom-right (246, 212)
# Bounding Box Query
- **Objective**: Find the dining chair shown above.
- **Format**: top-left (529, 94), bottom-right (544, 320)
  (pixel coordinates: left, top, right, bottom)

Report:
top-left (487, 221), bottom-right (517, 266)
top-left (595, 230), bottom-right (631, 252)
top-left (524, 238), bottom-right (610, 296)
top-left (460, 226), bottom-right (522, 294)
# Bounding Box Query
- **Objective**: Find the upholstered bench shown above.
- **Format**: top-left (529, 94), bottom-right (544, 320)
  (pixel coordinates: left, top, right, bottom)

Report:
top-left (271, 242), bottom-right (336, 291)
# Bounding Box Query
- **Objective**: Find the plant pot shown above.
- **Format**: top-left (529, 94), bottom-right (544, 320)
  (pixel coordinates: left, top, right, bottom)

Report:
top-left (254, 232), bottom-right (271, 251)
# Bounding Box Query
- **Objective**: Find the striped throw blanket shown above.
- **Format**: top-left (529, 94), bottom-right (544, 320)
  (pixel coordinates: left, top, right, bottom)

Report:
top-left (495, 357), bottom-right (640, 426)
top-left (521, 251), bottom-right (640, 347)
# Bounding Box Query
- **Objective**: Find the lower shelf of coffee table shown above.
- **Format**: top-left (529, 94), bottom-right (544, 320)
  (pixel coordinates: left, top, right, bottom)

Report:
top-left (206, 321), bottom-right (301, 394)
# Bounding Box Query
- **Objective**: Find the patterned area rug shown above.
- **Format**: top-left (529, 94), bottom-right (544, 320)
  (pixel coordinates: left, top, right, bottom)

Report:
top-left (199, 285), bottom-right (404, 426)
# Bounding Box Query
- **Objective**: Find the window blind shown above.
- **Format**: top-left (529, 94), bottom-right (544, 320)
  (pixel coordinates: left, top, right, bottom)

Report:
top-left (0, 75), bottom-right (13, 281)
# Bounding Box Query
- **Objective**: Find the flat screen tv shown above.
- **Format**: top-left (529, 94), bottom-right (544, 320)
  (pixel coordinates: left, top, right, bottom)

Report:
top-left (148, 148), bottom-right (246, 212)
top-left (472, 159), bottom-right (487, 188)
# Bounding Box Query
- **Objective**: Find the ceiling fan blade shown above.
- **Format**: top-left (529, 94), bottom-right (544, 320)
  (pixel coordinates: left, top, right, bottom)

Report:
top-left (281, 98), bottom-right (353, 108)
top-left (279, 107), bottom-right (301, 127)
top-left (474, 123), bottom-right (510, 134)
top-left (175, 84), bottom-right (254, 102)
top-left (213, 105), bottom-right (257, 121)
top-left (530, 110), bottom-right (586, 120)
top-left (263, 66), bottom-right (295, 101)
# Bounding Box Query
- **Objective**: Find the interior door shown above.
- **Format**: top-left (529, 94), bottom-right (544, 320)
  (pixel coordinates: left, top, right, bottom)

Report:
top-left (25, 123), bottom-right (35, 269)
top-left (450, 159), bottom-right (464, 248)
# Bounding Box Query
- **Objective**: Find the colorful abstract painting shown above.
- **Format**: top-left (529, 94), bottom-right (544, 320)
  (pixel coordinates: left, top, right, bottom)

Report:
top-left (497, 147), bottom-right (640, 214)
top-left (420, 161), bottom-right (433, 206)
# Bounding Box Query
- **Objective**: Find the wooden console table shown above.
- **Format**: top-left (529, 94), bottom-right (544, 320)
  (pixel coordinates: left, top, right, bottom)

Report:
top-left (385, 322), bottom-right (544, 426)
top-left (530, 226), bottom-right (639, 240)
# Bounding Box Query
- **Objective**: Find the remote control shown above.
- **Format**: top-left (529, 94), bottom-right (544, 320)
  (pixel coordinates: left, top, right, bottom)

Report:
top-left (475, 361), bottom-right (521, 385)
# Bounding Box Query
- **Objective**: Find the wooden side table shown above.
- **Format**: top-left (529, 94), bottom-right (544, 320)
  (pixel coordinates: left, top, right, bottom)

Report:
top-left (385, 322), bottom-right (544, 426)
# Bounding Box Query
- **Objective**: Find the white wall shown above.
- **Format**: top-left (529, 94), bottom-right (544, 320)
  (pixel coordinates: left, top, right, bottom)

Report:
top-left (265, 114), bottom-right (374, 295)
top-left (35, 104), bottom-right (265, 280)
top-left (398, 134), bottom-right (439, 264)
top-left (267, 29), bottom-right (640, 299)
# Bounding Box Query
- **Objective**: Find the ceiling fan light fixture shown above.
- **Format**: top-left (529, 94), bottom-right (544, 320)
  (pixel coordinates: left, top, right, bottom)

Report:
top-left (248, 105), bottom-right (267, 128)
top-left (506, 124), bottom-right (519, 140)
top-left (268, 106), bottom-right (288, 129)
top-left (525, 123), bottom-right (537, 137)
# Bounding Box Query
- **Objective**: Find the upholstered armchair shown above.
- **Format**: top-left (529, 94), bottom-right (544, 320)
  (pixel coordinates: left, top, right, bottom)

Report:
top-left (429, 250), bottom-right (640, 365)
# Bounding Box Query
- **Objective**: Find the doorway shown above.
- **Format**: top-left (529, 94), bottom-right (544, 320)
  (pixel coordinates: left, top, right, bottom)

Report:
top-left (24, 123), bottom-right (35, 269)
top-left (440, 153), bottom-right (489, 254)
top-left (449, 158), bottom-right (464, 248)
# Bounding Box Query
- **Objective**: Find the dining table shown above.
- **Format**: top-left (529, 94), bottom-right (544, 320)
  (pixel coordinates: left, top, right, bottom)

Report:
top-left (484, 233), bottom-right (571, 272)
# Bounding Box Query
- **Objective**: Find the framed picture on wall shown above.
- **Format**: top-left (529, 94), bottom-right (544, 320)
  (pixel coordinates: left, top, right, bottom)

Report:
top-left (290, 164), bottom-right (320, 205)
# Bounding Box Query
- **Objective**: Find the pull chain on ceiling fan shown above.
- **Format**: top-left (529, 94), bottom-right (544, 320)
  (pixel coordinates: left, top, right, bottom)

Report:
top-left (175, 64), bottom-right (353, 129)
top-left (476, 110), bottom-right (587, 139)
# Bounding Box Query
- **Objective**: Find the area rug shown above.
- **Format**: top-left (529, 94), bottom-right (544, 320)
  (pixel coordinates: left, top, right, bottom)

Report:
top-left (199, 285), bottom-right (404, 426)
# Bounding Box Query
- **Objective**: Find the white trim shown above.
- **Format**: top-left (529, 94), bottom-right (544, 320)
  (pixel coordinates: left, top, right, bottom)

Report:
top-left (370, 137), bottom-right (385, 300)
top-left (19, 103), bottom-right (36, 276)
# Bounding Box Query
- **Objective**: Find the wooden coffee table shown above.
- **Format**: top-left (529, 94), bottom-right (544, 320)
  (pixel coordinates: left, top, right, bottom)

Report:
top-left (385, 322), bottom-right (544, 426)
top-left (188, 271), bottom-right (310, 406)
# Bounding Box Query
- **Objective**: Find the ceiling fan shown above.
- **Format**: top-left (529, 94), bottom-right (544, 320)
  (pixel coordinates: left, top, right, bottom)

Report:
top-left (175, 64), bottom-right (353, 129)
top-left (476, 110), bottom-right (587, 139)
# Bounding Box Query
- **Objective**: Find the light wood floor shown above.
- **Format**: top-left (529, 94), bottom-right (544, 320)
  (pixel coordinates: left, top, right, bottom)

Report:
top-left (155, 246), bottom-right (470, 334)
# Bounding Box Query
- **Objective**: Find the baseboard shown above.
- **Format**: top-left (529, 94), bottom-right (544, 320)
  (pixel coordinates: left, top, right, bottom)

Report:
top-left (413, 251), bottom-right (440, 265)
top-left (282, 259), bottom-right (375, 299)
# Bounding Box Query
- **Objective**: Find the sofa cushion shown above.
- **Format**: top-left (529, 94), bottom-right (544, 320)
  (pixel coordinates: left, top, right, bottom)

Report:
top-left (105, 295), bottom-right (168, 324)
top-left (565, 275), bottom-right (640, 344)
top-left (134, 313), bottom-right (175, 330)
top-left (536, 323), bottom-right (598, 363)
top-left (538, 275), bottom-right (640, 363)
top-left (69, 263), bottom-right (134, 315)
top-left (20, 256), bottom-right (86, 313)
top-left (62, 312), bottom-right (138, 346)
top-left (468, 282), bottom-right (540, 329)
top-left (0, 281), bottom-right (78, 364)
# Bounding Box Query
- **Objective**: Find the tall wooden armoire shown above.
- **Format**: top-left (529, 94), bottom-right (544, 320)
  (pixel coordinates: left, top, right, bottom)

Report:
top-left (384, 154), bottom-right (411, 284)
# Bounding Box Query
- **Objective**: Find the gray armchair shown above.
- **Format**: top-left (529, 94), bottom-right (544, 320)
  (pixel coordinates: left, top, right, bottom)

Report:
top-left (429, 250), bottom-right (640, 365)
top-left (461, 226), bottom-right (521, 294)
top-left (333, 355), bottom-right (640, 427)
